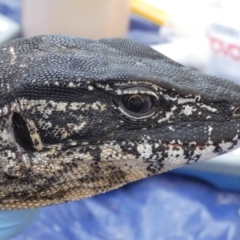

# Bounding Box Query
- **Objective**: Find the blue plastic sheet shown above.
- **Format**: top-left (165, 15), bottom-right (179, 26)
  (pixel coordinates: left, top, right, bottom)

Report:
top-left (12, 174), bottom-right (240, 240)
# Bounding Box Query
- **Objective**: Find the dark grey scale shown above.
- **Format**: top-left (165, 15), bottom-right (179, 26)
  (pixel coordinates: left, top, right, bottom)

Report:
top-left (119, 142), bottom-right (141, 158)
top-left (146, 161), bottom-right (165, 175)
top-left (213, 145), bottom-right (224, 154)
top-left (227, 141), bottom-right (239, 150)
top-left (186, 154), bottom-right (201, 163)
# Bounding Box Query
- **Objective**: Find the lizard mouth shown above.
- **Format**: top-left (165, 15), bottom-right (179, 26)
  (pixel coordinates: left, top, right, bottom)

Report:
top-left (166, 138), bottom-right (238, 152)
top-left (161, 137), bottom-right (239, 165)
top-left (166, 142), bottom-right (213, 150)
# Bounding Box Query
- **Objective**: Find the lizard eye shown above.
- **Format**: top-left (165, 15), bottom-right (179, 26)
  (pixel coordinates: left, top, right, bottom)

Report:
top-left (122, 94), bottom-right (153, 113)
top-left (12, 113), bottom-right (35, 152)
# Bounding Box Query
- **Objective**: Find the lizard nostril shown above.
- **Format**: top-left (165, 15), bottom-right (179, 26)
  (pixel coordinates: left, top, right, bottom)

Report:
top-left (233, 107), bottom-right (240, 116)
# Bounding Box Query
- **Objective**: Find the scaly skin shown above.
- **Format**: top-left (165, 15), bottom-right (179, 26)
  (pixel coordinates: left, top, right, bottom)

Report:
top-left (0, 35), bottom-right (240, 209)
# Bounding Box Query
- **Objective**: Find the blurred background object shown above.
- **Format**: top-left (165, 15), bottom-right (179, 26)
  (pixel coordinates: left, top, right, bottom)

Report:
top-left (131, 0), bottom-right (240, 84)
top-left (0, 0), bottom-right (20, 46)
top-left (131, 0), bottom-right (168, 26)
top-left (0, 13), bottom-right (19, 45)
top-left (22, 0), bottom-right (130, 39)
top-left (205, 3), bottom-right (240, 84)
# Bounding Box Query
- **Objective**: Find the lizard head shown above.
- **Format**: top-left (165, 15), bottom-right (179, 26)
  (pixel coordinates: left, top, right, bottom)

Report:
top-left (0, 35), bottom-right (240, 209)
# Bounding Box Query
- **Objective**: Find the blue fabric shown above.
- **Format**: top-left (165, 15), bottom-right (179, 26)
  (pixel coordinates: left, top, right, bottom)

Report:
top-left (0, 209), bottom-right (39, 239)
top-left (173, 168), bottom-right (240, 192)
top-left (11, 174), bottom-right (240, 240)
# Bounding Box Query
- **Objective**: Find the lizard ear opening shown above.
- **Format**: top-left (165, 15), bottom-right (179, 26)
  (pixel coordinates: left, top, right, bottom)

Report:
top-left (12, 113), bottom-right (35, 152)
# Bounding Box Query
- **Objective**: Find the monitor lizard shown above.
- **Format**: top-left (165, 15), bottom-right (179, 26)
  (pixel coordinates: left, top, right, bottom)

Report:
top-left (0, 35), bottom-right (240, 210)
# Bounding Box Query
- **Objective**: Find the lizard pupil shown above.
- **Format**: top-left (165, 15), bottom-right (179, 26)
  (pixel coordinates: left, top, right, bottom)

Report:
top-left (123, 95), bottom-right (153, 113)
